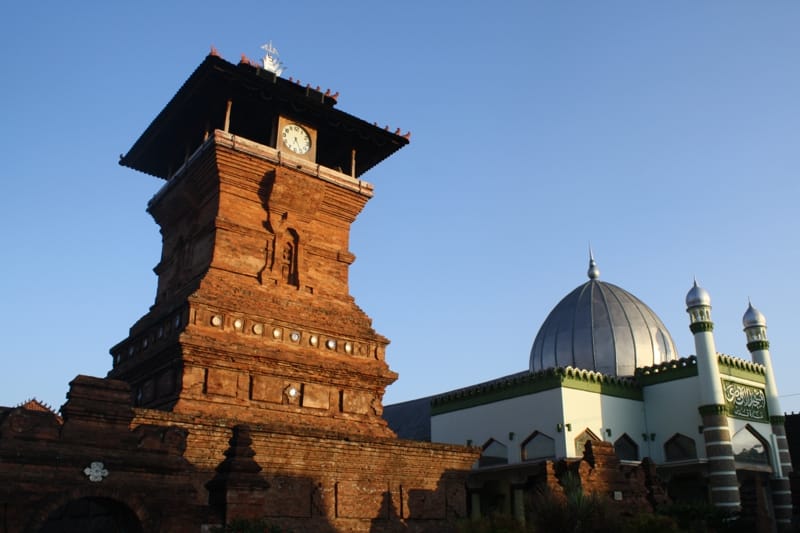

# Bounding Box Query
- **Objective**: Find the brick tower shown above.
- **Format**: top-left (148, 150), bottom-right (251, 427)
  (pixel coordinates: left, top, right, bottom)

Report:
top-left (1, 50), bottom-right (477, 532)
top-left (109, 51), bottom-right (408, 437)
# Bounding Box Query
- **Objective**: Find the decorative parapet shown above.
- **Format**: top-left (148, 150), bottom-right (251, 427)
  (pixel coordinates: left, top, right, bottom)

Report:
top-left (635, 356), bottom-right (698, 385)
top-left (15, 398), bottom-right (59, 417)
top-left (717, 353), bottom-right (766, 383)
top-left (430, 367), bottom-right (641, 416)
top-left (558, 367), bottom-right (641, 399)
top-left (636, 354), bottom-right (766, 387)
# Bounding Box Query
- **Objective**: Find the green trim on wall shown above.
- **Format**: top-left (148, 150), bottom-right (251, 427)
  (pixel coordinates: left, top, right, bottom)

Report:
top-left (635, 356), bottom-right (698, 385)
top-left (560, 369), bottom-right (643, 399)
top-left (689, 322), bottom-right (714, 333)
top-left (430, 367), bottom-right (642, 415)
top-left (698, 404), bottom-right (727, 416)
top-left (746, 340), bottom-right (770, 353)
top-left (429, 353), bottom-right (767, 416)
top-left (430, 371), bottom-right (561, 415)
top-left (770, 415), bottom-right (786, 425)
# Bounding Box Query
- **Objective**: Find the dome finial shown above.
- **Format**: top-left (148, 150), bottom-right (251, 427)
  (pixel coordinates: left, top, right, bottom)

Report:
top-left (587, 245), bottom-right (600, 280)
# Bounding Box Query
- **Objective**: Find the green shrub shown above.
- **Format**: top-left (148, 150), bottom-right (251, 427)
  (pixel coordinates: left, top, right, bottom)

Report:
top-left (457, 513), bottom-right (532, 533)
top-left (528, 476), bottom-right (622, 533)
top-left (620, 512), bottom-right (679, 533)
top-left (215, 518), bottom-right (290, 533)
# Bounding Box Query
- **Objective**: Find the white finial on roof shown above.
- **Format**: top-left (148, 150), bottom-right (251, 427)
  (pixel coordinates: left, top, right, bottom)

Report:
top-left (587, 245), bottom-right (600, 280)
top-left (261, 41), bottom-right (285, 76)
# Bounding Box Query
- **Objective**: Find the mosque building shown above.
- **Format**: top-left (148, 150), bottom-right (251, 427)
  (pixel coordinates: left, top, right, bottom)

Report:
top-left (386, 255), bottom-right (795, 529)
top-left (0, 44), bottom-right (795, 531)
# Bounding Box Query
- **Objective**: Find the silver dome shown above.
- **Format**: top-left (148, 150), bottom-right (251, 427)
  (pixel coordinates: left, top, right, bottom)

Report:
top-left (743, 302), bottom-right (766, 329)
top-left (685, 280), bottom-right (711, 308)
top-left (529, 260), bottom-right (678, 377)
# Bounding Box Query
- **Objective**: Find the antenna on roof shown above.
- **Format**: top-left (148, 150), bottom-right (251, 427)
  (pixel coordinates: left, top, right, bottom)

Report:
top-left (260, 41), bottom-right (285, 76)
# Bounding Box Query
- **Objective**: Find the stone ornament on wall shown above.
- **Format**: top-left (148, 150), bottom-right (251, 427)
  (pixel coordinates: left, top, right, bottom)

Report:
top-left (83, 461), bottom-right (109, 482)
top-left (722, 379), bottom-right (767, 421)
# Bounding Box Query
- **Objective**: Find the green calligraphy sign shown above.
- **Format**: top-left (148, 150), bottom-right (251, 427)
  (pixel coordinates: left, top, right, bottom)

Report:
top-left (721, 379), bottom-right (768, 421)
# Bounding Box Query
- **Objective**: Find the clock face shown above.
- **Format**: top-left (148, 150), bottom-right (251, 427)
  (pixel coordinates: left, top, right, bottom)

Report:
top-left (281, 123), bottom-right (312, 155)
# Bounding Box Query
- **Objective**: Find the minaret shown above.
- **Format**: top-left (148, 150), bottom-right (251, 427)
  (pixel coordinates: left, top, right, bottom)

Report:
top-left (743, 303), bottom-right (793, 529)
top-left (108, 52), bottom-right (410, 437)
top-left (686, 281), bottom-right (740, 511)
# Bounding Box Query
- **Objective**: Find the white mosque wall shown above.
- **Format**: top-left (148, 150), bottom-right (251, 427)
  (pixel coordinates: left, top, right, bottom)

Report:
top-left (561, 388), bottom-right (645, 458)
top-left (431, 388), bottom-right (566, 462)
top-left (642, 375), bottom-right (704, 463)
top-left (431, 386), bottom-right (654, 464)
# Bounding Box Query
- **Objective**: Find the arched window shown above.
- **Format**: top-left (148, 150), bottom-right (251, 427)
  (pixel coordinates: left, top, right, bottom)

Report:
top-left (614, 434), bottom-right (639, 461)
top-left (574, 429), bottom-right (600, 458)
top-left (732, 425), bottom-right (769, 465)
top-left (521, 431), bottom-right (555, 462)
top-left (479, 438), bottom-right (508, 467)
top-left (664, 433), bottom-right (697, 462)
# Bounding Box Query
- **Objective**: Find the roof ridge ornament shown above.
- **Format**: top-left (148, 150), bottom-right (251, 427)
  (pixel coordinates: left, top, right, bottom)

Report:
top-left (260, 41), bottom-right (285, 76)
top-left (587, 246), bottom-right (600, 280)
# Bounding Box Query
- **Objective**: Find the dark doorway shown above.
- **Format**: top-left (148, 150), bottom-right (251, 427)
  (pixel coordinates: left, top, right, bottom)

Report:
top-left (39, 497), bottom-right (142, 533)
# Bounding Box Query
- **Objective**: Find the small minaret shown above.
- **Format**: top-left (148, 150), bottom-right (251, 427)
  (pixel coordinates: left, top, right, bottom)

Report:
top-left (743, 303), bottom-right (794, 529)
top-left (686, 281), bottom-right (740, 511)
top-left (743, 303), bottom-right (783, 426)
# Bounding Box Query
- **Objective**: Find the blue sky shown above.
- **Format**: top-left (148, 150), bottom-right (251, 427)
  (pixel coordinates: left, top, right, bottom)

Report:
top-left (2, 2), bottom-right (799, 414)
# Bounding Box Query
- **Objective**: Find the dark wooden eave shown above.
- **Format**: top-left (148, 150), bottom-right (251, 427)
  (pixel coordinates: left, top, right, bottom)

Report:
top-left (120, 54), bottom-right (409, 180)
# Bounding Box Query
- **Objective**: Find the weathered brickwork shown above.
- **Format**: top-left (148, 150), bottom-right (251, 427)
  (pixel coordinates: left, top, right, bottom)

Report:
top-left (465, 440), bottom-right (669, 525)
top-left (0, 54), bottom-right (479, 531)
top-left (0, 377), bottom-right (203, 532)
top-left (0, 377), bottom-right (475, 531)
top-left (109, 137), bottom-right (400, 439)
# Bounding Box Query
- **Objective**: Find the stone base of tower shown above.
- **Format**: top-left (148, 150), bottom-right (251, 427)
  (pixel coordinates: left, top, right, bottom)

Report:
top-left (0, 377), bottom-right (478, 533)
top-left (134, 407), bottom-right (478, 531)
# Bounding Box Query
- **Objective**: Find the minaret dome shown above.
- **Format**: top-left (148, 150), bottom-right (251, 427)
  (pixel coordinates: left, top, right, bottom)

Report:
top-left (686, 279), bottom-right (711, 309)
top-left (743, 302), bottom-right (767, 329)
